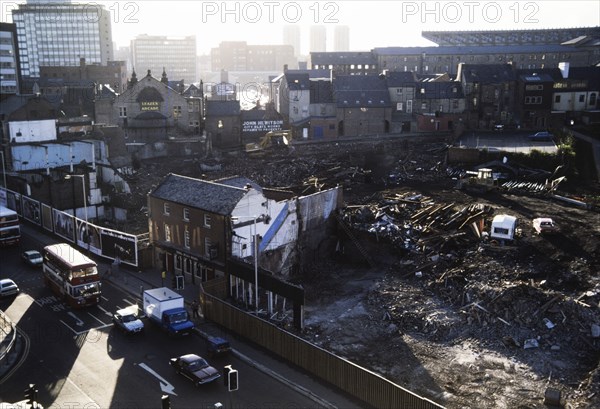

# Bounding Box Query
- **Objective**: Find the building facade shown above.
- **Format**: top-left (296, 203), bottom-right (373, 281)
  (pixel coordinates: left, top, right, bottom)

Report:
top-left (12, 2), bottom-right (114, 79)
top-left (283, 25), bottom-right (301, 57)
top-left (333, 25), bottom-right (350, 52)
top-left (211, 41), bottom-right (296, 72)
top-left (310, 25), bottom-right (326, 53)
top-left (131, 35), bottom-right (197, 85)
top-left (110, 70), bottom-right (192, 143)
top-left (0, 22), bottom-right (22, 98)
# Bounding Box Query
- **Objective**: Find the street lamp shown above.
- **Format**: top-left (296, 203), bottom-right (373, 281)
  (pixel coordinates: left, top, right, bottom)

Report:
top-left (65, 174), bottom-right (88, 250)
top-left (231, 215), bottom-right (260, 313)
top-left (0, 150), bottom-right (6, 190)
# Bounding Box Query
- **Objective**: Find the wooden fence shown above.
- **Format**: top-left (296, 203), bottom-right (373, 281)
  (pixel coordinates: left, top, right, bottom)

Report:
top-left (201, 285), bottom-right (445, 409)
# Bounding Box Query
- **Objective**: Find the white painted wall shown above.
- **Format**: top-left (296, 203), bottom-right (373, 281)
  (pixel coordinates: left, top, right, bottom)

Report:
top-left (9, 120), bottom-right (57, 143)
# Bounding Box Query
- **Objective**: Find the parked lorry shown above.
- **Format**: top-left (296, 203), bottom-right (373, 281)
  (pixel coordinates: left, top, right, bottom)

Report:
top-left (143, 287), bottom-right (194, 336)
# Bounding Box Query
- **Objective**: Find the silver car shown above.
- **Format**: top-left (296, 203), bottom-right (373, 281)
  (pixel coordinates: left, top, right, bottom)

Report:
top-left (0, 279), bottom-right (19, 298)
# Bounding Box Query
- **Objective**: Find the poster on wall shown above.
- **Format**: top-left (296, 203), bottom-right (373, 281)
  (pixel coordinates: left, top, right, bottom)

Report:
top-left (22, 196), bottom-right (42, 225)
top-left (99, 228), bottom-right (138, 266)
top-left (42, 204), bottom-right (53, 232)
top-left (53, 209), bottom-right (75, 242)
top-left (76, 219), bottom-right (102, 255)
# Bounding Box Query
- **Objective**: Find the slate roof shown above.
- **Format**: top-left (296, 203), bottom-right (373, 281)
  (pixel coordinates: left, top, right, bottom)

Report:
top-left (214, 176), bottom-right (262, 191)
top-left (373, 44), bottom-right (580, 55)
top-left (515, 68), bottom-right (563, 82)
top-left (150, 173), bottom-right (248, 215)
top-left (205, 100), bottom-right (240, 116)
top-left (284, 72), bottom-right (310, 91)
top-left (385, 71), bottom-right (418, 87)
top-left (459, 64), bottom-right (516, 83)
top-left (568, 66), bottom-right (600, 89)
top-left (334, 75), bottom-right (391, 108)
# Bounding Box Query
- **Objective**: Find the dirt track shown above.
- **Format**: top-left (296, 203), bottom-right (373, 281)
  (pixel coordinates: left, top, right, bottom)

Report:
top-left (129, 136), bottom-right (600, 408)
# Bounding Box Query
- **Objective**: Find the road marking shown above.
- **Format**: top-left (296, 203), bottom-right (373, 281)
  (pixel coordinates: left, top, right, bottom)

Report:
top-left (138, 362), bottom-right (177, 396)
top-left (87, 311), bottom-right (109, 325)
top-left (97, 305), bottom-right (113, 317)
top-left (68, 312), bottom-right (84, 326)
top-left (101, 295), bottom-right (109, 302)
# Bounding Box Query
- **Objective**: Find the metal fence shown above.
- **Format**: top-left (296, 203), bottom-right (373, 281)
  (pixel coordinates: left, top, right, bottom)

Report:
top-left (0, 310), bottom-right (16, 365)
top-left (200, 286), bottom-right (445, 409)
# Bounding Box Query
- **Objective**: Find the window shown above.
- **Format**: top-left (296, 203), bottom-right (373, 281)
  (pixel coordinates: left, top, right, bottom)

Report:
top-left (590, 93), bottom-right (597, 106)
top-left (396, 102), bottom-right (403, 111)
top-left (421, 102), bottom-right (427, 110)
top-left (555, 95), bottom-right (561, 103)
top-left (579, 94), bottom-right (585, 103)
top-left (204, 214), bottom-right (211, 228)
top-left (173, 106), bottom-right (182, 118)
top-left (204, 237), bottom-right (212, 257)
top-left (396, 88), bottom-right (403, 95)
top-left (163, 203), bottom-right (170, 215)
top-left (183, 208), bottom-right (190, 221)
top-left (164, 225), bottom-right (172, 242)
top-left (119, 106), bottom-right (127, 117)
top-left (406, 100), bottom-right (413, 113)
top-left (184, 227), bottom-right (190, 249)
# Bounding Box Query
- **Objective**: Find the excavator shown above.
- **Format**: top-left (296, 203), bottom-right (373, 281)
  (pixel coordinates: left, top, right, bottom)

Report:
top-left (245, 130), bottom-right (293, 154)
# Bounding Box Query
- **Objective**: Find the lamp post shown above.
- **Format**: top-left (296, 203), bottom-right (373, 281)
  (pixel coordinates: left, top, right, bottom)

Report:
top-left (232, 215), bottom-right (259, 313)
top-left (65, 174), bottom-right (88, 250)
top-left (0, 150), bottom-right (6, 190)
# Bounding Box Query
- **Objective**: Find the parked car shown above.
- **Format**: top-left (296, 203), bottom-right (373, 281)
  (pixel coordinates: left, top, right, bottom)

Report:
top-left (0, 278), bottom-right (19, 298)
top-left (207, 336), bottom-right (231, 357)
top-left (21, 250), bottom-right (43, 267)
top-left (533, 217), bottom-right (559, 235)
top-left (169, 354), bottom-right (220, 386)
top-left (112, 307), bottom-right (144, 334)
top-left (528, 131), bottom-right (554, 141)
top-left (493, 124), bottom-right (504, 132)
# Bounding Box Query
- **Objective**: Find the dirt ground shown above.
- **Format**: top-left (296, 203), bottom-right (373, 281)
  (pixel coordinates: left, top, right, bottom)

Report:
top-left (127, 136), bottom-right (600, 409)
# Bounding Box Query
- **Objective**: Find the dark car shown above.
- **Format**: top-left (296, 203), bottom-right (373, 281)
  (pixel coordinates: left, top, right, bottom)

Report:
top-left (207, 336), bottom-right (231, 357)
top-left (169, 354), bottom-right (220, 386)
top-left (528, 131), bottom-right (554, 141)
top-left (21, 250), bottom-right (44, 267)
top-left (112, 307), bottom-right (144, 334)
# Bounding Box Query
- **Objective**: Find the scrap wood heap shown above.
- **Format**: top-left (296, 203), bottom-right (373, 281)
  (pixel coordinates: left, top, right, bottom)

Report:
top-left (340, 192), bottom-right (495, 253)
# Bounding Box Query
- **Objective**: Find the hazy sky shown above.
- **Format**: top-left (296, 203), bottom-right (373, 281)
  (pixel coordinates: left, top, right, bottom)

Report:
top-left (4, 1), bottom-right (600, 55)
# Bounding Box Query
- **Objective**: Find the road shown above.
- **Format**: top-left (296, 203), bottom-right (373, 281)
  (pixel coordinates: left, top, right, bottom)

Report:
top-left (0, 232), bottom-right (323, 408)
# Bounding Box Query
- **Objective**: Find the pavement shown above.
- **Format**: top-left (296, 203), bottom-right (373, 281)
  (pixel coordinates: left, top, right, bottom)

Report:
top-left (0, 224), bottom-right (363, 408)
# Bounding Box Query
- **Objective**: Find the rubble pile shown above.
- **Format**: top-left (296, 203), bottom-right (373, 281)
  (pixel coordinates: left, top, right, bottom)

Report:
top-left (340, 192), bottom-right (495, 255)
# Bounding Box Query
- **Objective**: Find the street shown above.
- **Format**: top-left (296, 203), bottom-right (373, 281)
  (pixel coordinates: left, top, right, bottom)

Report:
top-left (0, 228), bottom-right (334, 408)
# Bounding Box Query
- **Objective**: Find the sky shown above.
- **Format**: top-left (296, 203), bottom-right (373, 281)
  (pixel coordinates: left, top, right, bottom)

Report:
top-left (3, 1), bottom-right (600, 55)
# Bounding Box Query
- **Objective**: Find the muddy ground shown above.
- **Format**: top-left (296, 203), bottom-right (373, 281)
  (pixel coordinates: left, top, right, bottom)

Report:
top-left (126, 136), bottom-right (600, 409)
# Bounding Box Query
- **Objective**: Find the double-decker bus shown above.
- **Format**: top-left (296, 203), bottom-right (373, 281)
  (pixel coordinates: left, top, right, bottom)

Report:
top-left (42, 243), bottom-right (101, 308)
top-left (0, 205), bottom-right (20, 246)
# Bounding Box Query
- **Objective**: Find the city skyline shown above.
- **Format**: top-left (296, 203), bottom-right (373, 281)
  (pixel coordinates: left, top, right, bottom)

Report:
top-left (2, 0), bottom-right (599, 56)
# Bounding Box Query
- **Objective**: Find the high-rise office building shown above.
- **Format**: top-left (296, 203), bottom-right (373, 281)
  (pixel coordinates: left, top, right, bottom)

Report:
top-left (283, 25), bottom-right (302, 56)
top-left (0, 22), bottom-right (22, 97)
top-left (334, 26), bottom-right (350, 52)
top-left (310, 25), bottom-right (327, 53)
top-left (131, 35), bottom-right (197, 84)
top-left (11, 2), bottom-right (114, 79)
